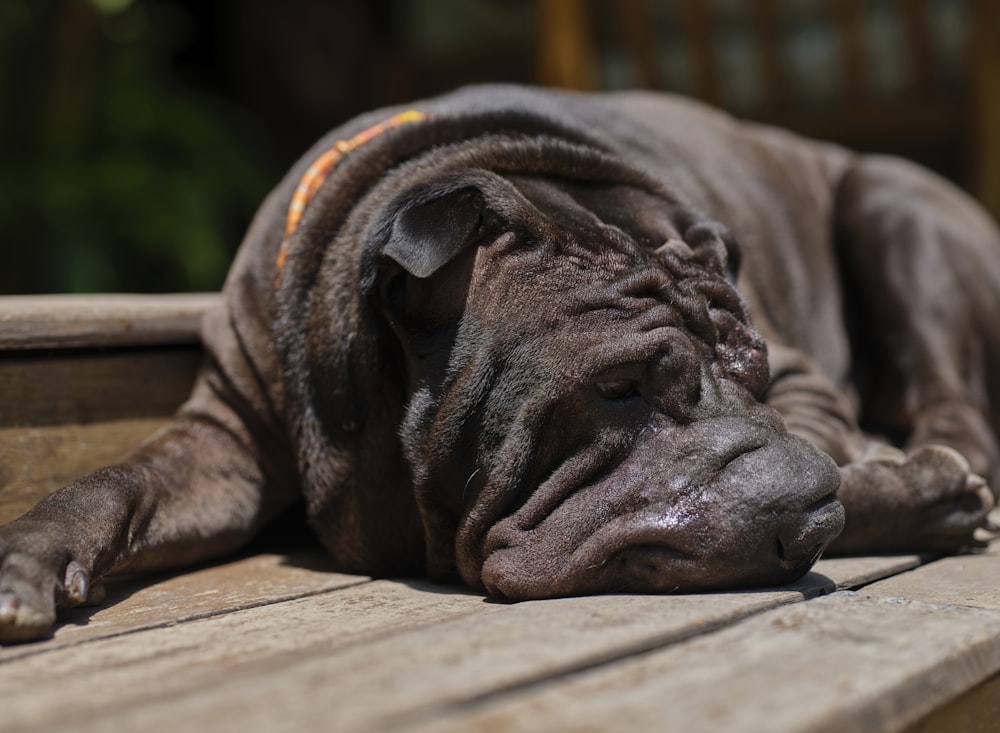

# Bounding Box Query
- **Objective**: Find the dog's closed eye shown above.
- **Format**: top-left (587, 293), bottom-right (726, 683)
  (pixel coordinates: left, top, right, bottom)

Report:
top-left (595, 379), bottom-right (640, 400)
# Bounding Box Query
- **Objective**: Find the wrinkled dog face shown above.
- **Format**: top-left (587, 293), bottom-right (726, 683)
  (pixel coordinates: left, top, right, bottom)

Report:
top-left (375, 163), bottom-right (844, 600)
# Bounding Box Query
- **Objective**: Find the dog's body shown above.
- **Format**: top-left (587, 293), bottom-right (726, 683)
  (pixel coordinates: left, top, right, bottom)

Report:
top-left (2, 85), bottom-right (999, 641)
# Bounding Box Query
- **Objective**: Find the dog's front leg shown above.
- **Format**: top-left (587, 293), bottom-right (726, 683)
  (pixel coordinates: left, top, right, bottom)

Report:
top-left (0, 369), bottom-right (298, 643)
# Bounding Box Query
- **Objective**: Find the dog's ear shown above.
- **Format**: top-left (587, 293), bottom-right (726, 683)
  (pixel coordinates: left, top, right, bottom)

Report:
top-left (382, 187), bottom-right (486, 279)
top-left (371, 183), bottom-right (497, 378)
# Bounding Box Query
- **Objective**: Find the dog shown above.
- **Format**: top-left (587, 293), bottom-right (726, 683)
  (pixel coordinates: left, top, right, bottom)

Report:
top-left (2, 85), bottom-right (999, 643)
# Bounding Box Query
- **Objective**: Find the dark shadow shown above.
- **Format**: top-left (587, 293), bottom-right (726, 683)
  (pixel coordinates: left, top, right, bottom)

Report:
top-left (386, 577), bottom-right (487, 600)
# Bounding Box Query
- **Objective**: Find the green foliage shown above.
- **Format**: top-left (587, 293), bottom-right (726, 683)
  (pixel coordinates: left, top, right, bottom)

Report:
top-left (0, 0), bottom-right (272, 293)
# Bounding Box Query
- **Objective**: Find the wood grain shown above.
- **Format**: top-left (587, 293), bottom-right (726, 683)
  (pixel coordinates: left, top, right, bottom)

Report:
top-left (810, 553), bottom-right (925, 590)
top-left (0, 552), bottom-right (930, 732)
top-left (0, 348), bottom-right (201, 427)
top-left (0, 293), bottom-right (218, 349)
top-left (0, 551), bottom-right (369, 662)
top-left (902, 671), bottom-right (1000, 733)
top-left (862, 544), bottom-right (1000, 610)
top-left (411, 593), bottom-right (1000, 733)
top-left (0, 578), bottom-right (489, 731)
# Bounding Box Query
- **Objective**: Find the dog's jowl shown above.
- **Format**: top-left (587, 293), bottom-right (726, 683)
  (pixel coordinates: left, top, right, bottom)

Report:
top-left (2, 85), bottom-right (999, 642)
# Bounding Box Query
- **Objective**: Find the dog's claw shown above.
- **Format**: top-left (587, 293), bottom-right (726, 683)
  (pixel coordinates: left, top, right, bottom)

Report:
top-left (63, 561), bottom-right (89, 607)
top-left (0, 549), bottom-right (98, 643)
top-left (863, 443), bottom-right (907, 465)
top-left (61, 561), bottom-right (105, 607)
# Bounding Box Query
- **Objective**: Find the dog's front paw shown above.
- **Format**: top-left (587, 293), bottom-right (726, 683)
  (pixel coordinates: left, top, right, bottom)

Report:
top-left (831, 444), bottom-right (994, 554)
top-left (0, 524), bottom-right (102, 644)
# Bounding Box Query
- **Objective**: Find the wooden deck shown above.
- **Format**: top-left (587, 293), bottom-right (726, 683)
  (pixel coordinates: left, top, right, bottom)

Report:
top-left (3, 295), bottom-right (1000, 732)
top-left (4, 547), bottom-right (1000, 732)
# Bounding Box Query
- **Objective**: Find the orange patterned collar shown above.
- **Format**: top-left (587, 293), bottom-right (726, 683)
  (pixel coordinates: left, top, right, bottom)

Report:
top-left (275, 109), bottom-right (427, 283)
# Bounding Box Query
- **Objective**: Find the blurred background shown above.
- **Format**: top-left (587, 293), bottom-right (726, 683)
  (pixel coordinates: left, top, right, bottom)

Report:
top-left (1, 0), bottom-right (997, 293)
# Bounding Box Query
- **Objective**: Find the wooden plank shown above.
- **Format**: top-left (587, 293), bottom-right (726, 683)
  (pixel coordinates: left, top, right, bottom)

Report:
top-left (406, 592), bottom-right (1000, 733)
top-left (898, 0), bottom-right (935, 95)
top-left (0, 550), bottom-right (368, 662)
top-left (0, 293), bottom-right (218, 349)
top-left (890, 539), bottom-right (1000, 730)
top-left (811, 553), bottom-right (925, 589)
top-left (0, 557), bottom-right (920, 733)
top-left (830, 0), bottom-right (868, 100)
top-left (0, 578), bottom-right (491, 731)
top-left (534, 0), bottom-right (598, 91)
top-left (862, 545), bottom-right (1000, 609)
top-left (616, 0), bottom-right (666, 89)
top-left (901, 671), bottom-right (1000, 733)
top-left (970, 0), bottom-right (1000, 220)
top-left (0, 348), bottom-right (201, 427)
top-left (750, 0), bottom-right (787, 108)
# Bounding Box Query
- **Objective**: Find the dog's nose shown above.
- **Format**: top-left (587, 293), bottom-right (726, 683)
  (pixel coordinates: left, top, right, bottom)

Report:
top-left (776, 497), bottom-right (845, 565)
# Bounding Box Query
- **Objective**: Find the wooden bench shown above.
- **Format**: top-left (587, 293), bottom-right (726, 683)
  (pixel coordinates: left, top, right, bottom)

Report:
top-left (2, 294), bottom-right (1000, 732)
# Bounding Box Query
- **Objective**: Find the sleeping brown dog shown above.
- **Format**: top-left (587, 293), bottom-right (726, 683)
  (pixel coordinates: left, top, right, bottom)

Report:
top-left (2, 85), bottom-right (999, 642)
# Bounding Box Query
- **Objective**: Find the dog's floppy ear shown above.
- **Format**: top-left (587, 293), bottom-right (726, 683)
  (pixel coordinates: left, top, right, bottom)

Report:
top-left (382, 186), bottom-right (486, 279)
top-left (371, 183), bottom-right (496, 390)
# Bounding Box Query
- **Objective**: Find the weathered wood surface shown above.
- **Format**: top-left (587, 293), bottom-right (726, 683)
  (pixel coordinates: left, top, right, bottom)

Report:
top-left (0, 549), bottom-right (958, 733)
top-left (0, 293), bottom-right (219, 349)
top-left (863, 545), bottom-right (1000, 609)
top-left (902, 672), bottom-right (1000, 733)
top-left (414, 592), bottom-right (1000, 733)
